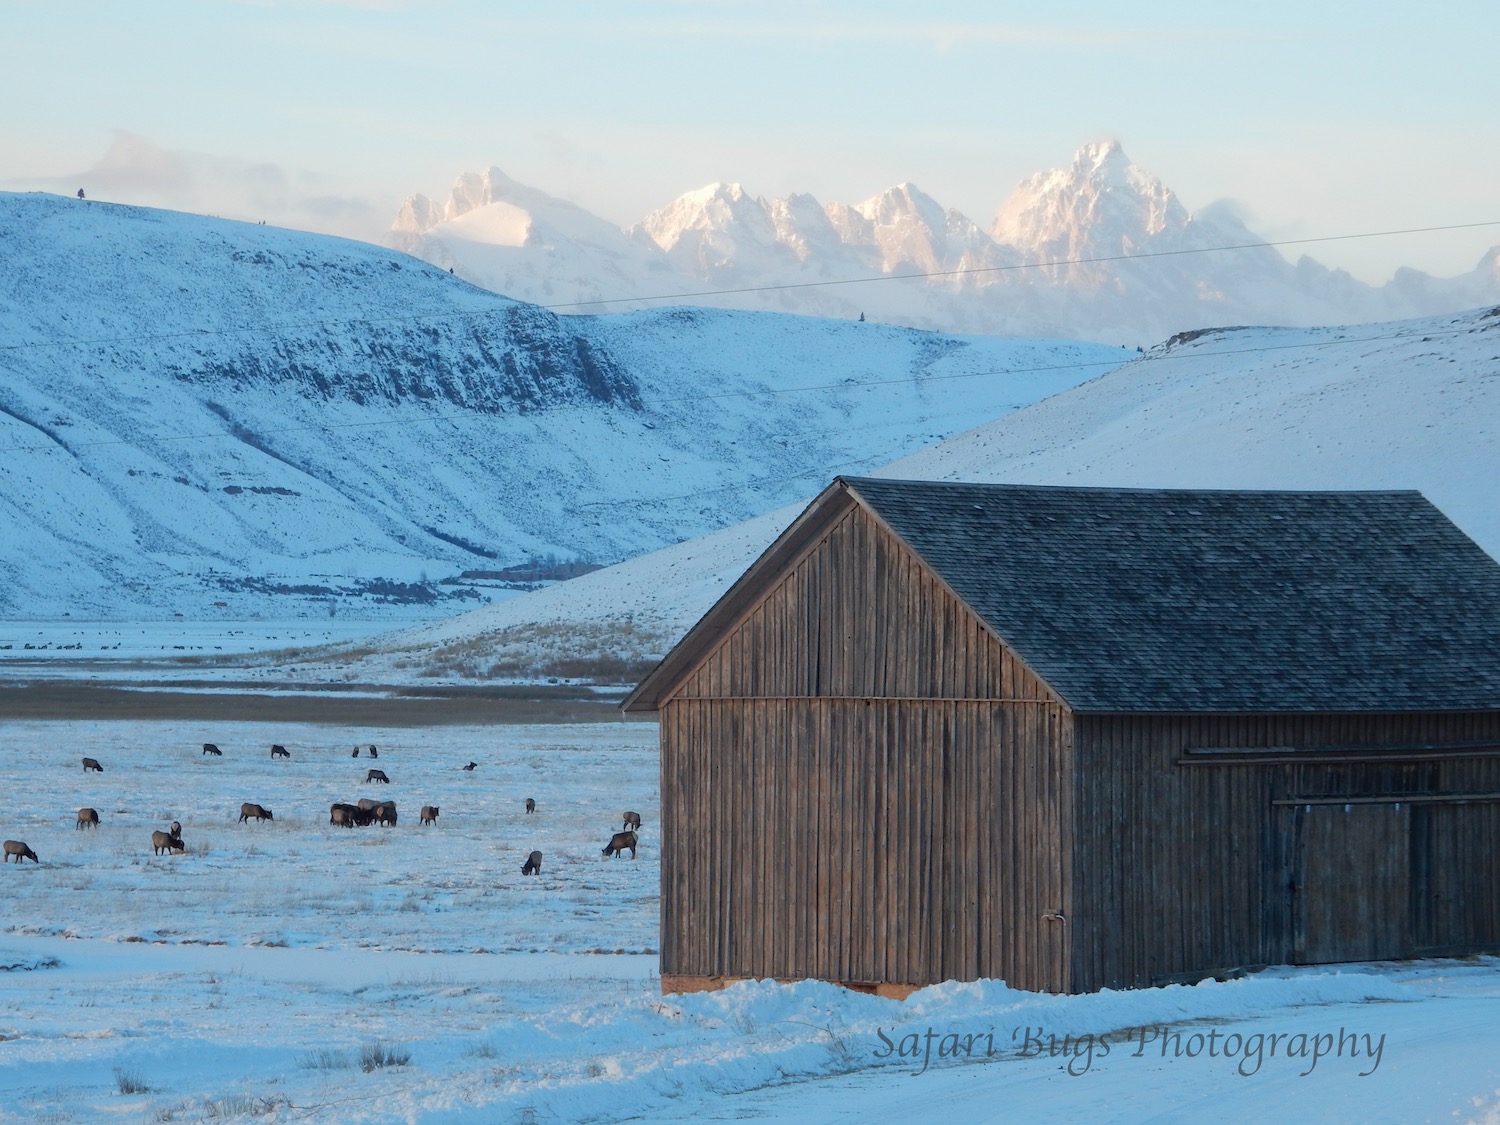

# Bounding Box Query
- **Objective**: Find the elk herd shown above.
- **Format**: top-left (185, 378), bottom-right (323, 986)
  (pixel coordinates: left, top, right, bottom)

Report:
top-left (4, 743), bottom-right (648, 877)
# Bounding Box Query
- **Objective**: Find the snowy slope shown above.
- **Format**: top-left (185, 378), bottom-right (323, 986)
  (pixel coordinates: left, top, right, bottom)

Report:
top-left (0, 190), bottom-right (1123, 619)
top-left (303, 305), bottom-right (1500, 685)
top-left (393, 142), bottom-right (1500, 344)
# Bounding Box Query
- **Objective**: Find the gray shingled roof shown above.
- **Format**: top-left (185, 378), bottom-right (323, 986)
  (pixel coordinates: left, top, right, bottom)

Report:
top-left (844, 477), bottom-right (1500, 713)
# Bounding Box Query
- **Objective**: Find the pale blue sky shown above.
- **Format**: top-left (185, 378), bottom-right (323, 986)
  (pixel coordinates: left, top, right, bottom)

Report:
top-left (4, 0), bottom-right (1497, 283)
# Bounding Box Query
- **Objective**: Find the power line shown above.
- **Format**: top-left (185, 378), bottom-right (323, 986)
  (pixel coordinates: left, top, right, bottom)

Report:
top-left (1, 219), bottom-right (1496, 356)
top-left (541, 220), bottom-right (1500, 310)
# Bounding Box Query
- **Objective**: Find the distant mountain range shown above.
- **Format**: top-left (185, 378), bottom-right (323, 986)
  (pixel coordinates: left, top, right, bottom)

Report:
top-left (0, 190), bottom-right (1119, 618)
top-left (391, 141), bottom-right (1500, 345)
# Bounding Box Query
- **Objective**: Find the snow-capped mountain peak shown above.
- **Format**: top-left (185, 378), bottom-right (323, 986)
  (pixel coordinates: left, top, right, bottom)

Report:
top-left (990, 139), bottom-right (1193, 262)
top-left (390, 142), bottom-right (1500, 343)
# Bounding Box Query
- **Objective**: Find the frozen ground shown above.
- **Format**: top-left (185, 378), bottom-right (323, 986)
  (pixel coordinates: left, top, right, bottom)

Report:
top-left (2, 716), bottom-right (1500, 1122)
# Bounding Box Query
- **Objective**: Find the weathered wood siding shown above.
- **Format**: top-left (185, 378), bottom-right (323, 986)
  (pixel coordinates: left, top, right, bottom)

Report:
top-left (660, 504), bottom-right (1073, 992)
top-left (1071, 713), bottom-right (1500, 992)
top-left (672, 505), bottom-right (1056, 702)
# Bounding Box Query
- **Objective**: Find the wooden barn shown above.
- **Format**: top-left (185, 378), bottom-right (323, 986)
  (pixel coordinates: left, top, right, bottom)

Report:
top-left (623, 477), bottom-right (1500, 996)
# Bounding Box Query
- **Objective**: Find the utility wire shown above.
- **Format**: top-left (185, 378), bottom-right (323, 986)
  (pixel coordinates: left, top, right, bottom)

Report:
top-left (1, 220), bottom-right (1496, 355)
top-left (543, 220), bottom-right (1500, 310)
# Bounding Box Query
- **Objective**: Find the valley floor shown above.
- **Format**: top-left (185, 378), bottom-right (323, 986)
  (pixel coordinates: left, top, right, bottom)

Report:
top-left (1, 702), bottom-right (1498, 1123)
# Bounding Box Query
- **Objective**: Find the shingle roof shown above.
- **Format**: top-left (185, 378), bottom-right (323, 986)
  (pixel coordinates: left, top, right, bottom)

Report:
top-left (844, 477), bottom-right (1500, 713)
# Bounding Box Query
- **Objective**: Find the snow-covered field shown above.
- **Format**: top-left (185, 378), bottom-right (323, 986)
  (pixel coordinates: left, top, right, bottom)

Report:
top-left (4, 715), bottom-right (1500, 1123)
top-left (0, 620), bottom-right (397, 666)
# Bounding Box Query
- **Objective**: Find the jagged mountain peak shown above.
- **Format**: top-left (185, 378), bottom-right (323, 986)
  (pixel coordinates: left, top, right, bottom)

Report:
top-left (991, 140), bottom-right (1191, 259)
top-left (389, 148), bottom-right (1500, 343)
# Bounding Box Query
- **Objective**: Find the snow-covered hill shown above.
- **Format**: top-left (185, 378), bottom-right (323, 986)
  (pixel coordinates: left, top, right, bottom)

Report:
top-left (0, 190), bottom-right (1121, 619)
top-left (305, 304), bottom-right (1500, 685)
top-left (393, 142), bottom-right (1500, 345)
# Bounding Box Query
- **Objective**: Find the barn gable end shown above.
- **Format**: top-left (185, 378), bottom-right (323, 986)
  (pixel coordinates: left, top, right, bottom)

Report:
top-left (647, 490), bottom-right (1075, 993)
top-left (670, 501), bottom-right (1061, 705)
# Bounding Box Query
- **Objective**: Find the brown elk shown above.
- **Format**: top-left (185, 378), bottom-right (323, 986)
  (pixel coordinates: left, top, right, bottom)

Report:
top-left (602, 830), bottom-right (638, 859)
top-left (462, 761), bottom-right (477, 771)
top-left (352, 746), bottom-right (360, 757)
top-left (3, 840), bottom-right (38, 863)
top-left (238, 802), bottom-right (273, 823)
top-left (522, 850), bottom-right (542, 875)
top-left (330, 804), bottom-right (359, 828)
top-left (151, 830), bottom-right (184, 856)
top-left (368, 745), bottom-right (378, 758)
top-left (82, 757), bottom-right (103, 772)
top-left (270, 744), bottom-right (290, 759)
top-left (373, 801), bottom-right (397, 827)
top-left (77, 807), bottom-right (100, 830)
top-left (419, 806), bottom-right (439, 826)
top-left (525, 797), bottom-right (535, 814)
top-left (202, 743), bottom-right (222, 756)
top-left (365, 768), bottom-right (389, 784)
top-left (622, 811), bottom-right (642, 832)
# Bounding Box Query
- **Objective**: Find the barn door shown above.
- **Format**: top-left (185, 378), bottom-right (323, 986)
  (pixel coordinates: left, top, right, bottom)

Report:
top-left (1293, 803), bottom-right (1410, 964)
top-left (1412, 803), bottom-right (1500, 954)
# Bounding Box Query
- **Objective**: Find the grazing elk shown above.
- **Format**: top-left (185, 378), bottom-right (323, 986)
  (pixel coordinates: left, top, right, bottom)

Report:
top-left (525, 797), bottom-right (535, 814)
top-left (352, 746), bottom-right (360, 757)
top-left (365, 769), bottom-right (390, 784)
top-left (238, 802), bottom-right (273, 823)
top-left (170, 821), bottom-right (181, 837)
top-left (202, 743), bottom-right (222, 756)
top-left (4, 840), bottom-right (39, 863)
top-left (368, 745), bottom-right (378, 759)
top-left (82, 757), bottom-right (103, 772)
top-left (602, 830), bottom-right (638, 859)
top-left (151, 830), bottom-right (185, 856)
top-left (330, 803), bottom-right (359, 828)
top-left (76, 807), bottom-right (100, 830)
top-left (462, 761), bottom-right (477, 771)
top-left (622, 811), bottom-right (642, 832)
top-left (270, 744), bottom-right (291, 759)
top-left (373, 801), bottom-right (397, 827)
top-left (419, 806), bottom-right (439, 826)
top-left (522, 850), bottom-right (542, 876)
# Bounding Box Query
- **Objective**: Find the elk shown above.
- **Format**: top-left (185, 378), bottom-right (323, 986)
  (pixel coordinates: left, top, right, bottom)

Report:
top-left (352, 746), bottom-right (361, 757)
top-left (462, 761), bottom-right (477, 771)
top-left (373, 801), bottom-right (397, 827)
top-left (419, 806), bottom-right (439, 826)
top-left (202, 743), bottom-right (222, 756)
top-left (4, 840), bottom-right (38, 863)
top-left (151, 830), bottom-right (184, 856)
top-left (238, 802), bottom-right (273, 823)
top-left (82, 757), bottom-right (103, 772)
top-left (525, 797), bottom-right (535, 814)
top-left (368, 745), bottom-right (378, 759)
top-left (76, 807), bottom-right (100, 830)
top-left (170, 820), bottom-right (181, 837)
top-left (330, 803), bottom-right (359, 828)
top-left (622, 811), bottom-right (642, 832)
top-left (270, 744), bottom-right (291, 759)
top-left (522, 850), bottom-right (542, 875)
top-left (602, 830), bottom-right (638, 859)
top-left (365, 769), bottom-right (390, 784)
